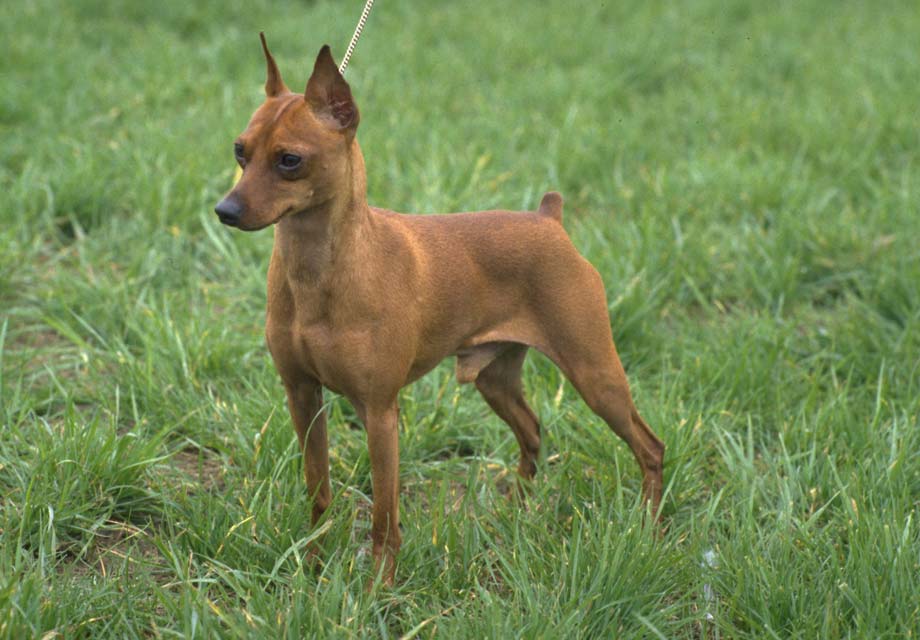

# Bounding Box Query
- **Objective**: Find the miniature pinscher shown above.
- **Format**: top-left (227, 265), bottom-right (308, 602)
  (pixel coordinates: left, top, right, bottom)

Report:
top-left (215, 34), bottom-right (664, 585)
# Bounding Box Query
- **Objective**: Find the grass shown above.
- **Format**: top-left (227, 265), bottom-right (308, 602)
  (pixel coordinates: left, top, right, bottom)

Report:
top-left (1, 0), bottom-right (918, 637)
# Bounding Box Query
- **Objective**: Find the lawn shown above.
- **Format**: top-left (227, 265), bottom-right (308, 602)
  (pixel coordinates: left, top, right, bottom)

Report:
top-left (1, 0), bottom-right (918, 637)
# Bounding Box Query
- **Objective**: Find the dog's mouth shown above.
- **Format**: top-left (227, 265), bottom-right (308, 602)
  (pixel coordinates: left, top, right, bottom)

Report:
top-left (231, 206), bottom-right (295, 232)
top-left (237, 217), bottom-right (280, 232)
top-left (217, 210), bottom-right (240, 227)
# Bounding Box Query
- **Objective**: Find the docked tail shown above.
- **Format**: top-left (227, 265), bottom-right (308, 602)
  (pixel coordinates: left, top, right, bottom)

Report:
top-left (537, 191), bottom-right (563, 222)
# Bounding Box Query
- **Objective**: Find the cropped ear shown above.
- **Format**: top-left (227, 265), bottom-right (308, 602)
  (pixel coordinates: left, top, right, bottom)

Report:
top-left (304, 45), bottom-right (359, 135)
top-left (260, 32), bottom-right (289, 97)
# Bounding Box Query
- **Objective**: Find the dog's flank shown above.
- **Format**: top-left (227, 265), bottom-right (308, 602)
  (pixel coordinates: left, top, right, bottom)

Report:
top-left (215, 34), bottom-right (665, 586)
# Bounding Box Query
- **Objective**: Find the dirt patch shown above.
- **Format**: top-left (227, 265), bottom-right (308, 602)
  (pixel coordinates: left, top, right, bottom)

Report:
top-left (65, 519), bottom-right (167, 584)
top-left (4, 322), bottom-right (101, 414)
top-left (7, 325), bottom-right (77, 374)
top-left (170, 446), bottom-right (227, 492)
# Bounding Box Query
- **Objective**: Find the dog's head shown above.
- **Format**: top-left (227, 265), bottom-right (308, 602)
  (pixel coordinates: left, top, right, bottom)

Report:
top-left (214, 34), bottom-right (360, 231)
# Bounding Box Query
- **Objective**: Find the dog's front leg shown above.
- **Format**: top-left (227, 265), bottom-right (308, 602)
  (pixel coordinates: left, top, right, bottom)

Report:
top-left (364, 402), bottom-right (401, 586)
top-left (284, 379), bottom-right (331, 525)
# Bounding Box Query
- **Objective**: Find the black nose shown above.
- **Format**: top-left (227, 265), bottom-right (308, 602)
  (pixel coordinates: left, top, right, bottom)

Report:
top-left (215, 197), bottom-right (243, 226)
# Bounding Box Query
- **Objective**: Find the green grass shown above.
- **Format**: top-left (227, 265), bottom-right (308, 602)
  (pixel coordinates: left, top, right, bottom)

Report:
top-left (1, 0), bottom-right (919, 637)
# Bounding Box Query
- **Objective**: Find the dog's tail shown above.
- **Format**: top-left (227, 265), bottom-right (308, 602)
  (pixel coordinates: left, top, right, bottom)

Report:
top-left (537, 191), bottom-right (563, 223)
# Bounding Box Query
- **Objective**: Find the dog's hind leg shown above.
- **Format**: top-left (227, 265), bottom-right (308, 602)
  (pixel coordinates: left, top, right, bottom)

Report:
top-left (565, 356), bottom-right (664, 516)
top-left (538, 267), bottom-right (665, 516)
top-left (473, 343), bottom-right (542, 481)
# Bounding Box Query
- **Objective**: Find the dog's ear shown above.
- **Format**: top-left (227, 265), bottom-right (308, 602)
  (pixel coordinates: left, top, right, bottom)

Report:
top-left (260, 32), bottom-right (289, 97)
top-left (304, 45), bottom-right (359, 136)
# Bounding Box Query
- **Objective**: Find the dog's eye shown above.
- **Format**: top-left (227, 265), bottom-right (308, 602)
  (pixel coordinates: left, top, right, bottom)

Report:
top-left (234, 143), bottom-right (245, 164)
top-left (279, 153), bottom-right (302, 170)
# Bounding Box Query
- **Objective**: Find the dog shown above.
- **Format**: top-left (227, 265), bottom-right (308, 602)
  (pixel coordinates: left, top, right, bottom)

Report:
top-left (214, 34), bottom-right (664, 585)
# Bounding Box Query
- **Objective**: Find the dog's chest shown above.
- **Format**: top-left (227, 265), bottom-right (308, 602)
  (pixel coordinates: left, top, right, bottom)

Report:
top-left (266, 317), bottom-right (334, 382)
top-left (265, 311), bottom-right (397, 396)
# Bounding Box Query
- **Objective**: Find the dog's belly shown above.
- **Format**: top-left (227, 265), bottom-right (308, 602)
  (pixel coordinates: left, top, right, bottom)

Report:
top-left (269, 301), bottom-right (549, 401)
top-left (415, 317), bottom-right (548, 386)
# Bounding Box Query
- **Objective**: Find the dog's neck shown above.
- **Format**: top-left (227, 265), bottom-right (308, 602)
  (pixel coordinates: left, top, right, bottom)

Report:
top-left (273, 139), bottom-right (370, 284)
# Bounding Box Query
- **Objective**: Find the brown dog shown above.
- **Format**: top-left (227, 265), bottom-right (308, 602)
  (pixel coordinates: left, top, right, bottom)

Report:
top-left (215, 35), bottom-right (664, 584)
